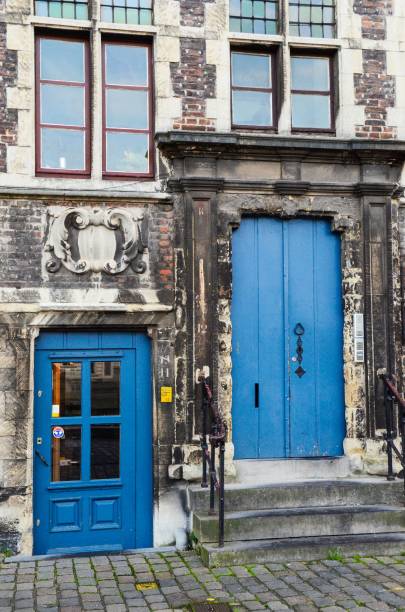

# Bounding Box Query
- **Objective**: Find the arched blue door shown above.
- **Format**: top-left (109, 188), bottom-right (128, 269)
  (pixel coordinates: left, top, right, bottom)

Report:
top-left (232, 218), bottom-right (345, 459)
top-left (33, 331), bottom-right (152, 555)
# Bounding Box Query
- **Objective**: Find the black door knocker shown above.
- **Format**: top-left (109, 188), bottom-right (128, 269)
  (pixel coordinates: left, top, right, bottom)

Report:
top-left (294, 323), bottom-right (305, 378)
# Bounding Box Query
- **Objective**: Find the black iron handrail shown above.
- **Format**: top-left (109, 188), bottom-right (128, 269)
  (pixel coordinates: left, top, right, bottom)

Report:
top-left (379, 371), bottom-right (405, 490)
top-left (199, 375), bottom-right (227, 548)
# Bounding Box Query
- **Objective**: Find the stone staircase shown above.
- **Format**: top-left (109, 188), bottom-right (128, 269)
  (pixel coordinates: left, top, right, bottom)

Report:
top-left (189, 478), bottom-right (405, 567)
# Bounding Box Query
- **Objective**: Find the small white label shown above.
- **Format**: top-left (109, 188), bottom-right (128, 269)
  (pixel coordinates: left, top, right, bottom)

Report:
top-left (353, 313), bottom-right (365, 363)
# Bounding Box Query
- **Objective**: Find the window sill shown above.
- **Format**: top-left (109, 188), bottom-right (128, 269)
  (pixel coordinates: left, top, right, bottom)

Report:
top-left (102, 173), bottom-right (155, 181)
top-left (228, 32), bottom-right (283, 45)
top-left (30, 15), bottom-right (92, 29)
top-left (97, 22), bottom-right (157, 35)
top-left (288, 37), bottom-right (342, 49)
top-left (36, 171), bottom-right (91, 178)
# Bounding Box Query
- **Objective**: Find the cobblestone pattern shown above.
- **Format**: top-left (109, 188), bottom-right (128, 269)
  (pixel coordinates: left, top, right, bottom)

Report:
top-left (170, 39), bottom-right (216, 132)
top-left (354, 49), bottom-right (396, 140)
top-left (353, 0), bottom-right (393, 40)
top-left (2, 550), bottom-right (405, 611)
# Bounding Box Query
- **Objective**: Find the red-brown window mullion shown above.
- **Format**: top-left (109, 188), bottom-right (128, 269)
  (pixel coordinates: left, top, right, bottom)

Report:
top-left (36, 34), bottom-right (90, 177)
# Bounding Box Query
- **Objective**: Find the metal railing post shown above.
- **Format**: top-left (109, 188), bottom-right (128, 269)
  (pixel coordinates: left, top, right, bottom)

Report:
top-left (209, 439), bottom-right (216, 514)
top-left (384, 378), bottom-right (395, 481)
top-left (218, 439), bottom-right (225, 548)
top-left (200, 380), bottom-right (208, 488)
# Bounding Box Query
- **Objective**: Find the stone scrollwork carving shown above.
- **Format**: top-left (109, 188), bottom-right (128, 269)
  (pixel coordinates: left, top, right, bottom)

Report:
top-left (45, 207), bottom-right (147, 275)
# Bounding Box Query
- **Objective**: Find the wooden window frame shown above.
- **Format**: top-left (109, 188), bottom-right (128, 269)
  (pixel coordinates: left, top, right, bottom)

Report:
top-left (290, 50), bottom-right (336, 134)
top-left (230, 46), bottom-right (278, 132)
top-left (35, 31), bottom-right (91, 178)
top-left (102, 37), bottom-right (154, 180)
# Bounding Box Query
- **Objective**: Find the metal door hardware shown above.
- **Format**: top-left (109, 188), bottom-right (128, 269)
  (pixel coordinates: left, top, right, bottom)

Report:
top-left (294, 323), bottom-right (306, 378)
top-left (35, 449), bottom-right (49, 466)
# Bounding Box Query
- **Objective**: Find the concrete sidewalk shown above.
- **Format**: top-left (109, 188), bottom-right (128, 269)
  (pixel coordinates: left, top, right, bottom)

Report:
top-left (1, 550), bottom-right (405, 611)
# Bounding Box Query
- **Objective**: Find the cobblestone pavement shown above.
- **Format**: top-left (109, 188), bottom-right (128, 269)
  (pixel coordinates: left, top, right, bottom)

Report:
top-left (2, 550), bottom-right (405, 611)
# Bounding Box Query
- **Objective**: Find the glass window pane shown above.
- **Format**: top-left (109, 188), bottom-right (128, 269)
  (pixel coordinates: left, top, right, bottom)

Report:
top-left (139, 8), bottom-right (152, 24)
top-left (140, 0), bottom-right (152, 7)
top-left (106, 89), bottom-right (148, 129)
top-left (113, 7), bottom-right (126, 22)
top-left (323, 24), bottom-right (334, 37)
top-left (105, 44), bottom-right (148, 86)
top-left (241, 18), bottom-right (253, 32)
top-left (52, 362), bottom-right (81, 417)
top-left (265, 1), bottom-right (276, 19)
top-left (41, 128), bottom-right (85, 170)
top-left (291, 93), bottom-right (331, 129)
top-left (229, 17), bottom-right (241, 31)
top-left (62, 2), bottom-right (75, 18)
top-left (106, 132), bottom-right (149, 174)
top-left (291, 56), bottom-right (330, 91)
top-left (48, 1), bottom-right (62, 16)
top-left (253, 1), bottom-right (265, 17)
top-left (253, 19), bottom-right (265, 33)
top-left (230, 0), bottom-right (240, 16)
top-left (91, 362), bottom-right (120, 416)
top-left (52, 425), bottom-right (81, 482)
top-left (232, 53), bottom-right (271, 88)
top-left (91, 425), bottom-right (120, 479)
top-left (41, 84), bottom-right (84, 127)
top-left (265, 20), bottom-right (277, 33)
top-left (233, 90), bottom-right (272, 126)
top-left (75, 3), bottom-right (88, 18)
top-left (35, 1), bottom-right (49, 15)
top-left (127, 8), bottom-right (139, 23)
top-left (40, 39), bottom-right (85, 83)
top-left (241, 0), bottom-right (253, 17)
top-left (101, 5), bottom-right (113, 20)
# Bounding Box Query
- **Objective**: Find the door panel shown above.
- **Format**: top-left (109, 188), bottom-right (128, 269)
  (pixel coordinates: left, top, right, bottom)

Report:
top-left (232, 217), bottom-right (345, 459)
top-left (33, 331), bottom-right (152, 555)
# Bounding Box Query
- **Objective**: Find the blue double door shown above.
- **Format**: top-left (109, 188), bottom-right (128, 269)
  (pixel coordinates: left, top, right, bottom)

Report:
top-left (33, 331), bottom-right (152, 555)
top-left (232, 218), bottom-right (345, 459)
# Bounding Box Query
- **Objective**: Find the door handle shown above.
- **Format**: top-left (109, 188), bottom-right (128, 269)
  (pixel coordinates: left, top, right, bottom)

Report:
top-left (35, 449), bottom-right (49, 467)
top-left (254, 383), bottom-right (259, 408)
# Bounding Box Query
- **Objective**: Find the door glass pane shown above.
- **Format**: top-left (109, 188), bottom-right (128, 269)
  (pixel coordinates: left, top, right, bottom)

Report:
top-left (232, 90), bottom-right (272, 126)
top-left (51, 425), bottom-right (81, 481)
top-left (41, 84), bottom-right (85, 127)
top-left (91, 425), bottom-right (120, 479)
top-left (106, 89), bottom-right (148, 129)
top-left (106, 132), bottom-right (149, 173)
top-left (52, 362), bottom-right (81, 417)
top-left (40, 39), bottom-right (85, 83)
top-left (105, 44), bottom-right (148, 86)
top-left (41, 128), bottom-right (85, 170)
top-left (91, 362), bottom-right (120, 416)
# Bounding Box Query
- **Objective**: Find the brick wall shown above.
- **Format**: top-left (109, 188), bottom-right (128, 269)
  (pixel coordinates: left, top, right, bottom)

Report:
top-left (178, 0), bottom-right (213, 27)
top-left (354, 51), bottom-right (396, 140)
top-left (0, 23), bottom-right (17, 173)
top-left (170, 38), bottom-right (216, 131)
top-left (353, 0), bottom-right (393, 40)
top-left (0, 199), bottom-right (174, 301)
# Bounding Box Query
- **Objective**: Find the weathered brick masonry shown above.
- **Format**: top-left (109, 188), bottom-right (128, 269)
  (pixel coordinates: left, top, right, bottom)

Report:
top-left (178, 0), bottom-right (214, 28)
top-left (0, 23), bottom-right (17, 173)
top-left (353, 0), bottom-right (393, 40)
top-left (170, 38), bottom-right (216, 131)
top-left (354, 50), bottom-right (396, 140)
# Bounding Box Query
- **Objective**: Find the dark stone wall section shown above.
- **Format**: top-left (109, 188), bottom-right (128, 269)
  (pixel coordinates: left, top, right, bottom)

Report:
top-left (0, 23), bottom-right (17, 173)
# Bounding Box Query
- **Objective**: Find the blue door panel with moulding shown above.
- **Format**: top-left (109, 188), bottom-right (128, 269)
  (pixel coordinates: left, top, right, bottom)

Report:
top-left (33, 331), bottom-right (152, 555)
top-left (232, 217), bottom-right (345, 459)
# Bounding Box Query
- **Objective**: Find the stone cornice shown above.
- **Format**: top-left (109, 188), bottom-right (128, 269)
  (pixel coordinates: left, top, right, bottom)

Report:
top-left (0, 187), bottom-right (172, 203)
top-left (156, 131), bottom-right (405, 165)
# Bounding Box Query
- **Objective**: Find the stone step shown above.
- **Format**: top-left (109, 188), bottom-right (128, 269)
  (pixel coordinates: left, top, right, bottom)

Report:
top-left (193, 505), bottom-right (405, 543)
top-left (234, 457), bottom-right (351, 484)
top-left (198, 532), bottom-right (405, 567)
top-left (189, 479), bottom-right (405, 513)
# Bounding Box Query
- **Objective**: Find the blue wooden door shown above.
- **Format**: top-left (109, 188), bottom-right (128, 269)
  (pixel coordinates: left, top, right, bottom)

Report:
top-left (33, 331), bottom-right (152, 555)
top-left (232, 218), bottom-right (345, 458)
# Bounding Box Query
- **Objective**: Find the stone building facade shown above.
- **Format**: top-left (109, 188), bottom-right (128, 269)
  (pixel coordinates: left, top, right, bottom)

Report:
top-left (1, 0), bottom-right (405, 555)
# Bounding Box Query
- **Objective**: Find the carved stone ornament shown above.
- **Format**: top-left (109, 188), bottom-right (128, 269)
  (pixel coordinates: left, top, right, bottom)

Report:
top-left (45, 207), bottom-right (147, 275)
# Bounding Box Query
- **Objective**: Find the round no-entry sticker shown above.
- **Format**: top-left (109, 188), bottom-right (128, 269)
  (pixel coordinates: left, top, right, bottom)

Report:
top-left (52, 426), bottom-right (65, 439)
